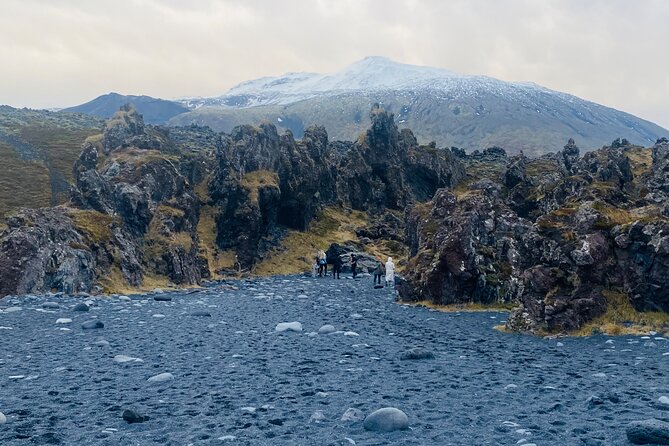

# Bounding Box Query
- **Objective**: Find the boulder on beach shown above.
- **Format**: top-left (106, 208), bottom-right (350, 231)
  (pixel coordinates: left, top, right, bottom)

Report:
top-left (363, 407), bottom-right (409, 432)
top-left (81, 320), bottom-right (104, 329)
top-left (626, 419), bottom-right (669, 445)
top-left (275, 322), bottom-right (302, 332)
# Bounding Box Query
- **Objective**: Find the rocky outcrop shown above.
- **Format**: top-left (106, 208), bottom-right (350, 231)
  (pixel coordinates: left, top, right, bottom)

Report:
top-left (399, 139), bottom-right (669, 333)
top-left (208, 108), bottom-right (463, 268)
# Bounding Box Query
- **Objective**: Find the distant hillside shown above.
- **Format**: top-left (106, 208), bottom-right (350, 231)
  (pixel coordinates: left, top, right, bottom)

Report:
top-left (0, 106), bottom-right (102, 218)
top-left (62, 92), bottom-right (188, 124)
top-left (173, 57), bottom-right (668, 156)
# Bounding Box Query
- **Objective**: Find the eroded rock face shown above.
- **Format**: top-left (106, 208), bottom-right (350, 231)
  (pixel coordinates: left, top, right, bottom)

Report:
top-left (207, 108), bottom-right (463, 268)
top-left (0, 209), bottom-right (95, 295)
top-left (400, 138), bottom-right (669, 333)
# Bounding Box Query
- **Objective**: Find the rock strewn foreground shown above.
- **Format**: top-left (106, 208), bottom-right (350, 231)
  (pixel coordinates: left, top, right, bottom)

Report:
top-left (0, 276), bottom-right (667, 445)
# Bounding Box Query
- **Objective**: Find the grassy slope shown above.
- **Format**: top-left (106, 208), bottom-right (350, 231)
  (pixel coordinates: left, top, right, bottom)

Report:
top-left (0, 141), bottom-right (52, 218)
top-left (0, 107), bottom-right (102, 218)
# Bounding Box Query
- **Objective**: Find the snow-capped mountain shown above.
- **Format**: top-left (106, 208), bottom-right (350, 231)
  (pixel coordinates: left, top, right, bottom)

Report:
top-left (170, 57), bottom-right (667, 154)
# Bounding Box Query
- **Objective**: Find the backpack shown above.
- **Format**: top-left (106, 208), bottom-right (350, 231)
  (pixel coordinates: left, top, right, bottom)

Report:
top-left (319, 258), bottom-right (326, 266)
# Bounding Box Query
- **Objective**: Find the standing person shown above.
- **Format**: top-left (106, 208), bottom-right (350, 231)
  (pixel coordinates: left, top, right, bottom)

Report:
top-left (317, 249), bottom-right (327, 277)
top-left (373, 259), bottom-right (385, 287)
top-left (332, 254), bottom-right (342, 279)
top-left (385, 257), bottom-right (395, 287)
top-left (350, 254), bottom-right (358, 279)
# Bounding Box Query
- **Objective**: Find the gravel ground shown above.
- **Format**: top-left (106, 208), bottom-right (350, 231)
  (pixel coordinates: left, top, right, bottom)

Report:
top-left (0, 275), bottom-right (668, 445)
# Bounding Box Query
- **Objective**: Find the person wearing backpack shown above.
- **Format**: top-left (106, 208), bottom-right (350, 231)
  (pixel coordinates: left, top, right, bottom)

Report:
top-left (350, 254), bottom-right (358, 279)
top-left (317, 249), bottom-right (327, 277)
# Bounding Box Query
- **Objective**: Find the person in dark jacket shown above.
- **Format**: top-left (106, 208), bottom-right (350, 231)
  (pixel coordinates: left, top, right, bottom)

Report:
top-left (373, 259), bottom-right (385, 287)
top-left (332, 254), bottom-right (343, 279)
top-left (350, 254), bottom-right (358, 279)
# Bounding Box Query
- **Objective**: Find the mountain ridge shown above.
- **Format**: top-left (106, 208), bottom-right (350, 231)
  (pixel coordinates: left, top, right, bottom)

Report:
top-left (171, 57), bottom-right (667, 154)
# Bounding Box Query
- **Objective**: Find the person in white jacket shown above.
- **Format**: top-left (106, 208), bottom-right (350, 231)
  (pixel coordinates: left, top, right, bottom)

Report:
top-left (385, 257), bottom-right (395, 287)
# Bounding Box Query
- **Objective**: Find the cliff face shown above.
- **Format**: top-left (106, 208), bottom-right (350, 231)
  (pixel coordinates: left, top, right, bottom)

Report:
top-left (399, 138), bottom-right (669, 333)
top-left (208, 108), bottom-right (464, 269)
top-left (0, 106), bottom-right (463, 295)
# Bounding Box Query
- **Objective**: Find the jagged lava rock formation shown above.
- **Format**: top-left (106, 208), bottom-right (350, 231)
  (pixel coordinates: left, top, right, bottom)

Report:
top-left (398, 137), bottom-right (669, 333)
top-left (0, 106), bottom-right (462, 296)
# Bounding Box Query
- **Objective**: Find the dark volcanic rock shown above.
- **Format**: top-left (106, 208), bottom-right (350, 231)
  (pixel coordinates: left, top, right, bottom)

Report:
top-left (122, 409), bottom-right (149, 424)
top-left (81, 320), bottom-right (104, 330)
top-left (399, 139), bottom-right (669, 332)
top-left (626, 419), bottom-right (669, 445)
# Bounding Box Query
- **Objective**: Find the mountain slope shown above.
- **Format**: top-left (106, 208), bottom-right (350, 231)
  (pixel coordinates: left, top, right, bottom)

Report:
top-left (0, 106), bottom-right (102, 218)
top-left (172, 57), bottom-right (668, 155)
top-left (62, 92), bottom-right (188, 124)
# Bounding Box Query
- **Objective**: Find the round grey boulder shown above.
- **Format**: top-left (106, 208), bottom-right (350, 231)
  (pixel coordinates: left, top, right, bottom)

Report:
top-left (122, 409), bottom-right (149, 424)
top-left (318, 324), bottom-right (336, 334)
top-left (42, 302), bottom-right (59, 310)
top-left (153, 295), bottom-right (172, 302)
top-left (0, 411), bottom-right (6, 425)
top-left (147, 372), bottom-right (174, 384)
top-left (399, 347), bottom-right (435, 360)
top-left (81, 320), bottom-right (104, 330)
top-left (73, 303), bottom-right (90, 312)
top-left (275, 322), bottom-right (302, 332)
top-left (363, 407), bottom-right (409, 432)
top-left (626, 419), bottom-right (669, 445)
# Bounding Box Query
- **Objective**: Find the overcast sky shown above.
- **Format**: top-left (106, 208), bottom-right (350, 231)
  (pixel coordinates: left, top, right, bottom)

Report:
top-left (1, 0), bottom-right (667, 128)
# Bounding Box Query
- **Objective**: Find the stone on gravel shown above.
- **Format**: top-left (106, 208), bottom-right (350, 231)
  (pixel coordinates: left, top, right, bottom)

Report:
top-left (153, 295), bottom-right (172, 302)
top-left (119, 296), bottom-right (131, 301)
top-left (113, 355), bottom-right (141, 363)
top-left (343, 331), bottom-right (359, 336)
top-left (318, 324), bottom-right (336, 334)
top-left (81, 320), bottom-right (104, 330)
top-left (73, 303), bottom-right (90, 312)
top-left (0, 411), bottom-right (6, 425)
top-left (626, 419), bottom-right (669, 444)
top-left (147, 372), bottom-right (174, 384)
top-left (42, 302), bottom-right (59, 309)
top-left (55, 318), bottom-right (72, 324)
top-left (399, 347), bottom-right (435, 360)
top-left (341, 408), bottom-right (364, 422)
top-left (191, 311), bottom-right (212, 317)
top-left (659, 396), bottom-right (669, 406)
top-left (363, 407), bottom-right (409, 432)
top-left (122, 409), bottom-right (149, 424)
top-left (310, 410), bottom-right (326, 422)
top-left (275, 322), bottom-right (302, 332)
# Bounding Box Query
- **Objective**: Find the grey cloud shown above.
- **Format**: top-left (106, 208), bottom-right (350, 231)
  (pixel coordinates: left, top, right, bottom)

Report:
top-left (0, 0), bottom-right (667, 128)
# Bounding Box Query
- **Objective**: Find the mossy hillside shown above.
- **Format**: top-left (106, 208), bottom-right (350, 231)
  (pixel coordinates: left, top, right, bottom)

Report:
top-left (18, 124), bottom-right (100, 184)
top-left (0, 141), bottom-right (51, 218)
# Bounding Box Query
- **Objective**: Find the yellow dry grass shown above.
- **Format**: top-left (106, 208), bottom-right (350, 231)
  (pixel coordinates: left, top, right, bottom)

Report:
top-left (254, 207), bottom-right (367, 276)
top-left (66, 208), bottom-right (118, 243)
top-left (401, 299), bottom-right (516, 313)
top-left (625, 147), bottom-right (652, 178)
top-left (240, 170), bottom-right (279, 203)
top-left (575, 290), bottom-right (669, 336)
top-left (196, 204), bottom-right (236, 278)
top-left (0, 141), bottom-right (51, 218)
top-left (98, 265), bottom-right (181, 295)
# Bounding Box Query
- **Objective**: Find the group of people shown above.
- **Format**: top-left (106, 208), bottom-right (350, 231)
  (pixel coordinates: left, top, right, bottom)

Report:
top-left (314, 249), bottom-right (395, 287)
